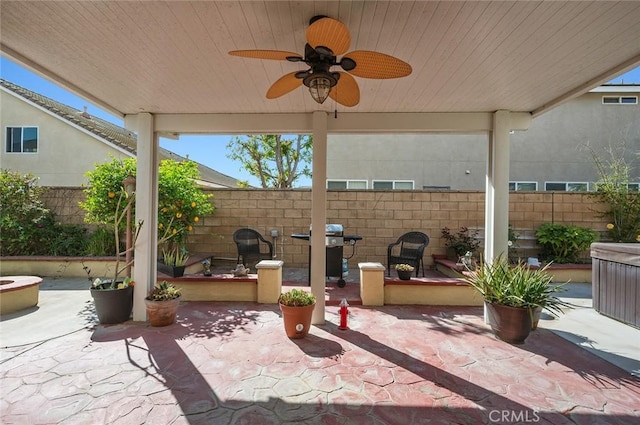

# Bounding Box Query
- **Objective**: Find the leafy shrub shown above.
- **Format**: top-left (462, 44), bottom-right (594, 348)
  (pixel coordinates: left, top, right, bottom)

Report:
top-left (86, 226), bottom-right (121, 256)
top-left (535, 223), bottom-right (597, 263)
top-left (588, 146), bottom-right (640, 242)
top-left (49, 223), bottom-right (89, 256)
top-left (441, 226), bottom-right (481, 256)
top-left (0, 170), bottom-right (91, 256)
top-left (81, 157), bottom-right (214, 248)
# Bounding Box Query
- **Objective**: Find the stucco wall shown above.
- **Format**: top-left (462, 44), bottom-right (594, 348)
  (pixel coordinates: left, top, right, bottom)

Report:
top-left (1, 90), bottom-right (131, 186)
top-left (327, 90), bottom-right (640, 190)
top-left (42, 187), bottom-right (609, 268)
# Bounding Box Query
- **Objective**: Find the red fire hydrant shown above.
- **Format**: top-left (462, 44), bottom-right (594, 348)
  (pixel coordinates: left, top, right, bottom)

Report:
top-left (339, 298), bottom-right (349, 330)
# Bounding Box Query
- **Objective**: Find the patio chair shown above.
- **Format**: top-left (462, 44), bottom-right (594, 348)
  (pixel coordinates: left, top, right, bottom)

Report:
top-left (233, 228), bottom-right (274, 268)
top-left (387, 231), bottom-right (430, 277)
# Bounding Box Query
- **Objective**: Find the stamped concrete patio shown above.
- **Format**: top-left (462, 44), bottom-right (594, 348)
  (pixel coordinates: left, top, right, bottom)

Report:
top-left (1, 272), bottom-right (639, 424)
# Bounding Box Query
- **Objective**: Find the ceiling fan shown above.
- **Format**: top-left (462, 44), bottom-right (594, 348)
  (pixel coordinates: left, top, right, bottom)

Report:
top-left (229, 15), bottom-right (412, 107)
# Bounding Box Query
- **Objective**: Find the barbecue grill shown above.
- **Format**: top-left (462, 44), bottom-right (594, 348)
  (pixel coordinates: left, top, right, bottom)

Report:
top-left (292, 224), bottom-right (362, 287)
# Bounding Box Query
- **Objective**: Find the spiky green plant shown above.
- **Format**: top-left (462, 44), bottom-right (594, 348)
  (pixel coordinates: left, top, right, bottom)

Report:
top-left (464, 256), bottom-right (569, 316)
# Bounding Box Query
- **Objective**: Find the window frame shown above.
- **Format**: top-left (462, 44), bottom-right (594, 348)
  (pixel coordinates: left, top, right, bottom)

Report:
top-left (326, 179), bottom-right (368, 190)
top-left (544, 181), bottom-right (589, 192)
top-left (602, 96), bottom-right (638, 105)
top-left (5, 126), bottom-right (39, 153)
top-left (509, 181), bottom-right (538, 191)
top-left (372, 180), bottom-right (415, 190)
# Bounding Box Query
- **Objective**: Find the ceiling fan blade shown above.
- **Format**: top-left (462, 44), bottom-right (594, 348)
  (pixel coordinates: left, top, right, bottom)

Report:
top-left (266, 72), bottom-right (303, 99)
top-left (229, 50), bottom-right (302, 61)
top-left (343, 51), bottom-right (412, 79)
top-left (329, 72), bottom-right (360, 107)
top-left (306, 17), bottom-right (350, 56)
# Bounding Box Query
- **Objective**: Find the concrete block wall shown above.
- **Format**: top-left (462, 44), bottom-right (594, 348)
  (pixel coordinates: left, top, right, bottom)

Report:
top-left (42, 188), bottom-right (609, 268)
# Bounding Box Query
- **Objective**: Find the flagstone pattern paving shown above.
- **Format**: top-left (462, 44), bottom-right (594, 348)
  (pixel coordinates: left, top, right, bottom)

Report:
top-left (1, 301), bottom-right (639, 424)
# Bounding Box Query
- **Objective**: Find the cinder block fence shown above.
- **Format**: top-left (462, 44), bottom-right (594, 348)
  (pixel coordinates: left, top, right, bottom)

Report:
top-left (42, 188), bottom-right (608, 269)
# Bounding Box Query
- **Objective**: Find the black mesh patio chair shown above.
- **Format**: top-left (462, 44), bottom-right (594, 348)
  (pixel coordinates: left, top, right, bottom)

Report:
top-left (233, 228), bottom-right (274, 267)
top-left (387, 231), bottom-right (430, 277)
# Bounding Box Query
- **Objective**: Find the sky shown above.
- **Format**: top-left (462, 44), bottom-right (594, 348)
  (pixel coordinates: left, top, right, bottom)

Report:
top-left (2, 56), bottom-right (640, 188)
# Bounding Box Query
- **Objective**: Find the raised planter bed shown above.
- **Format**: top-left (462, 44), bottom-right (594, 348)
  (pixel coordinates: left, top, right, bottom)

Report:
top-left (432, 255), bottom-right (592, 283)
top-left (0, 276), bottom-right (42, 314)
top-left (160, 273), bottom-right (257, 302)
top-left (384, 276), bottom-right (483, 306)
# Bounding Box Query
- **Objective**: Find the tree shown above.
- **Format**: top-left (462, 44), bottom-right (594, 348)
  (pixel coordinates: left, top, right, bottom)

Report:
top-left (587, 143), bottom-right (640, 243)
top-left (226, 134), bottom-right (312, 188)
top-left (81, 157), bottom-right (214, 248)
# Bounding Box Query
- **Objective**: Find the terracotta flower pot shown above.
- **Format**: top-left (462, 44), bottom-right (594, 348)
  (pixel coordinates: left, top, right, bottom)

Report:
top-left (279, 303), bottom-right (315, 339)
top-left (145, 297), bottom-right (181, 327)
top-left (485, 302), bottom-right (532, 344)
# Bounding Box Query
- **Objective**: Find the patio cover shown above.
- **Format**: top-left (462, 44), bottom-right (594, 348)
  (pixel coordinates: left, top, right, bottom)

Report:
top-left (2, 1), bottom-right (640, 322)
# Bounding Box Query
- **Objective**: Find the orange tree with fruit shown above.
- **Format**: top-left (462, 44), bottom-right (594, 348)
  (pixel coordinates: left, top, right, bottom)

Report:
top-left (81, 157), bottom-right (214, 262)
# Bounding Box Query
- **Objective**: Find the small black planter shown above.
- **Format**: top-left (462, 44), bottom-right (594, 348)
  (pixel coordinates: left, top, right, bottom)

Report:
top-left (397, 270), bottom-right (413, 280)
top-left (157, 262), bottom-right (185, 277)
top-left (90, 285), bottom-right (133, 324)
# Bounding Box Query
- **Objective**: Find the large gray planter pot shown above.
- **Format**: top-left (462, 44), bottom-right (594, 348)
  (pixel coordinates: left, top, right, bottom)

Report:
top-left (90, 285), bottom-right (133, 324)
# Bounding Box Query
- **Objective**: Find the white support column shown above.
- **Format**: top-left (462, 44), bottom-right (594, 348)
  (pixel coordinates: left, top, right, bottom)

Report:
top-left (310, 111), bottom-right (328, 325)
top-left (131, 113), bottom-right (159, 321)
top-left (485, 110), bottom-right (511, 263)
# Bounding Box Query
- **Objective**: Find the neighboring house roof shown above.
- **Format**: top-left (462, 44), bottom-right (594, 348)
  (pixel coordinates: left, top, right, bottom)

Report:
top-left (1, 79), bottom-right (241, 188)
top-left (590, 84), bottom-right (640, 93)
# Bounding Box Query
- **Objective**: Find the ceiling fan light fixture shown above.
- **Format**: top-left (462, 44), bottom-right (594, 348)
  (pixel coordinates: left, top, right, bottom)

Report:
top-left (305, 73), bottom-right (336, 104)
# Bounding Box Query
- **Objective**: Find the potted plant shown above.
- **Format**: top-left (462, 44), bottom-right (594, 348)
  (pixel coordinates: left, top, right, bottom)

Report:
top-left (441, 227), bottom-right (481, 261)
top-left (395, 263), bottom-right (415, 280)
top-left (87, 184), bottom-right (141, 325)
top-left (463, 256), bottom-right (568, 343)
top-left (278, 289), bottom-right (316, 339)
top-left (158, 244), bottom-right (189, 277)
top-left (145, 280), bottom-right (182, 326)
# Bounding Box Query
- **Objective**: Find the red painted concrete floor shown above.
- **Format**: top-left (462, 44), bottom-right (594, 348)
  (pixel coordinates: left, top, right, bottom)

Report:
top-left (2, 300), bottom-right (638, 424)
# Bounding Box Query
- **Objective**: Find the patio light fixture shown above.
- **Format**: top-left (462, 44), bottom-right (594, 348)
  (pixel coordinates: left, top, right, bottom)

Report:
top-left (303, 71), bottom-right (338, 104)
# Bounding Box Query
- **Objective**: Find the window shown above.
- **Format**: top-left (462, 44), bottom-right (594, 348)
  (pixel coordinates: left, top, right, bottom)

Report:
top-left (423, 185), bottom-right (450, 190)
top-left (544, 182), bottom-right (588, 192)
top-left (509, 181), bottom-right (538, 191)
top-left (602, 96), bottom-right (638, 105)
top-left (5, 126), bottom-right (38, 153)
top-left (327, 180), bottom-right (367, 189)
top-left (372, 180), bottom-right (415, 190)
top-left (594, 182), bottom-right (640, 192)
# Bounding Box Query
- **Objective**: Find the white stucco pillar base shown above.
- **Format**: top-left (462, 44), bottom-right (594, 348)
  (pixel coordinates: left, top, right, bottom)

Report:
top-left (359, 262), bottom-right (385, 306)
top-left (256, 260), bottom-right (283, 304)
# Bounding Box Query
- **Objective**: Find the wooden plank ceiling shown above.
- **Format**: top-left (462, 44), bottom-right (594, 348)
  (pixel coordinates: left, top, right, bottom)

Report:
top-left (1, 1), bottom-right (640, 117)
